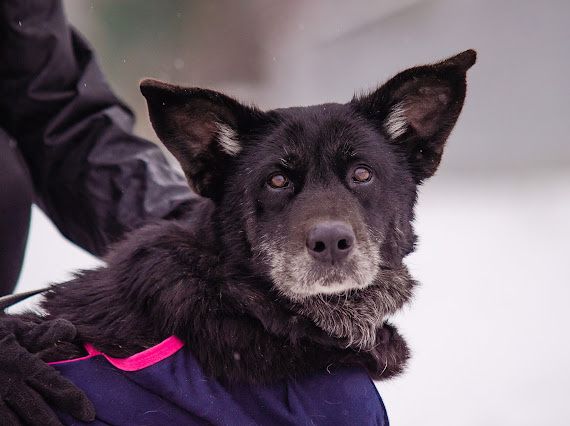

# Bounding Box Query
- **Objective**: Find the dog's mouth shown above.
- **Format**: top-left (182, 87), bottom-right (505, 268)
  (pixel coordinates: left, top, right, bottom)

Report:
top-left (269, 254), bottom-right (380, 301)
top-left (275, 250), bottom-right (401, 298)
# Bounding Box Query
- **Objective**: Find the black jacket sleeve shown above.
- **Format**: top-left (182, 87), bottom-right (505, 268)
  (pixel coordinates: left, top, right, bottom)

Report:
top-left (0, 0), bottom-right (203, 256)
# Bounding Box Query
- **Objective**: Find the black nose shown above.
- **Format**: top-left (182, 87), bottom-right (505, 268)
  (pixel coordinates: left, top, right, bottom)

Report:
top-left (306, 221), bottom-right (355, 264)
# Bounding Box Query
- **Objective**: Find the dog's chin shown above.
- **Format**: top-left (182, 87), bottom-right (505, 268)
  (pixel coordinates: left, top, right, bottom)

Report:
top-left (269, 257), bottom-right (380, 302)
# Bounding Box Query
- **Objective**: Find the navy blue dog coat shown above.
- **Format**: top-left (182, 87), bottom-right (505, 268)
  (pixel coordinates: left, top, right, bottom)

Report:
top-left (49, 336), bottom-right (389, 425)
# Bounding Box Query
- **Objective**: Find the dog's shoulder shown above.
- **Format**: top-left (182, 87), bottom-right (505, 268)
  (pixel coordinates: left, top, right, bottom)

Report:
top-left (41, 218), bottom-right (223, 355)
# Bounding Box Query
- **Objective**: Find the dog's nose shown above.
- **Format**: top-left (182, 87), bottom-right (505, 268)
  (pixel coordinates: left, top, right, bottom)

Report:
top-left (306, 221), bottom-right (355, 264)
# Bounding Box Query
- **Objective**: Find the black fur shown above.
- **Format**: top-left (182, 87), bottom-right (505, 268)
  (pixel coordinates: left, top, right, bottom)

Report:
top-left (32, 50), bottom-right (474, 385)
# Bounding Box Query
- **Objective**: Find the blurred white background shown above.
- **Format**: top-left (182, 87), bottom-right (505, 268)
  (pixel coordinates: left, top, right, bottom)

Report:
top-left (14, 1), bottom-right (569, 425)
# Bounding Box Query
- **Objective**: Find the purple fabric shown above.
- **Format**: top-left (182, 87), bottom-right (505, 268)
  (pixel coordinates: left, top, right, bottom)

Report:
top-left (52, 345), bottom-right (389, 425)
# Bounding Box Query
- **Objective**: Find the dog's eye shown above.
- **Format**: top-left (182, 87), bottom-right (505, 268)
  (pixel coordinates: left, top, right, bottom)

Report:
top-left (267, 173), bottom-right (289, 189)
top-left (352, 166), bottom-right (372, 183)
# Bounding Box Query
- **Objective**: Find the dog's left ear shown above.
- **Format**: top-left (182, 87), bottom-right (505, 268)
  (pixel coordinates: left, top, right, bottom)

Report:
top-left (351, 49), bottom-right (476, 182)
top-left (140, 79), bottom-right (266, 198)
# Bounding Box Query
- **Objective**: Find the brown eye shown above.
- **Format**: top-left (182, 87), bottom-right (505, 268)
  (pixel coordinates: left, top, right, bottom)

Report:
top-left (352, 166), bottom-right (372, 183)
top-left (268, 173), bottom-right (289, 189)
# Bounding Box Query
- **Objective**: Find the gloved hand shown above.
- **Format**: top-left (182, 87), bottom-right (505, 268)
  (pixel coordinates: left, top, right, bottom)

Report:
top-left (0, 316), bottom-right (95, 425)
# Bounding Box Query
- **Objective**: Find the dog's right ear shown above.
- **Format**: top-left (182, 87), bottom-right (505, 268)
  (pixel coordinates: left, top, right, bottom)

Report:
top-left (140, 79), bottom-right (265, 198)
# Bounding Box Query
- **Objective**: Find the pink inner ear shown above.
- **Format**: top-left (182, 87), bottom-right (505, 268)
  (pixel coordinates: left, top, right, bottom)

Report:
top-left (404, 86), bottom-right (451, 138)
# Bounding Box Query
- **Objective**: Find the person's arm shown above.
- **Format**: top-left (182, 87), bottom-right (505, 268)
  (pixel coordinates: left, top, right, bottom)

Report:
top-left (0, 0), bottom-right (203, 256)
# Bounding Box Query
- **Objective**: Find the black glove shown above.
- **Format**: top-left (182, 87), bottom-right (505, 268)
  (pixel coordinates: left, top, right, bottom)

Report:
top-left (0, 316), bottom-right (95, 425)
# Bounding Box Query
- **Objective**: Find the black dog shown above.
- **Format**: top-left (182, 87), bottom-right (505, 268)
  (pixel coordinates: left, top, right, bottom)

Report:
top-left (24, 50), bottom-right (475, 384)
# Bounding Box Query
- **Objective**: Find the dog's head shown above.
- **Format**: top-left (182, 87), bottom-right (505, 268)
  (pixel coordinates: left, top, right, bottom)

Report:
top-left (140, 50), bottom-right (475, 308)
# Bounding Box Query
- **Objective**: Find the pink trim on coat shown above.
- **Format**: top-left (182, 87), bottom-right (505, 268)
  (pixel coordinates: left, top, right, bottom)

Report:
top-left (47, 336), bottom-right (184, 371)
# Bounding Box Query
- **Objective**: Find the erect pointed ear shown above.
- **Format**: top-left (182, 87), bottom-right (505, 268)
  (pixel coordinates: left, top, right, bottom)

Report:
top-left (351, 49), bottom-right (476, 182)
top-left (140, 79), bottom-right (266, 198)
